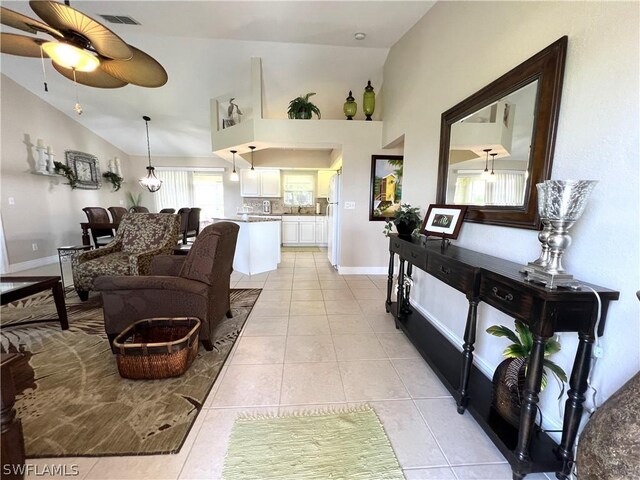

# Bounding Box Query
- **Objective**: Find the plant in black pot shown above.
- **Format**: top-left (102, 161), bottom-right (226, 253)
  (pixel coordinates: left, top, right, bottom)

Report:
top-left (383, 203), bottom-right (422, 238)
top-left (287, 92), bottom-right (321, 119)
top-left (487, 320), bottom-right (567, 427)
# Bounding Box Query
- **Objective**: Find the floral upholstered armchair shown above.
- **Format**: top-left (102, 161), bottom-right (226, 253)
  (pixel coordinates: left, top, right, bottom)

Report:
top-left (72, 213), bottom-right (180, 300)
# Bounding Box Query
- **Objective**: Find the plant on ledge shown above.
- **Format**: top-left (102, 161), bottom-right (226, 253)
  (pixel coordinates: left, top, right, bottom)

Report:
top-left (287, 92), bottom-right (321, 119)
top-left (103, 171), bottom-right (124, 191)
top-left (126, 191), bottom-right (142, 210)
top-left (487, 320), bottom-right (568, 427)
top-left (383, 203), bottom-right (421, 237)
top-left (53, 161), bottom-right (78, 189)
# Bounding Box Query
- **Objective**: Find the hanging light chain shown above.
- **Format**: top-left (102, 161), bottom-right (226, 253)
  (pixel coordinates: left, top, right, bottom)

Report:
top-left (39, 45), bottom-right (48, 92)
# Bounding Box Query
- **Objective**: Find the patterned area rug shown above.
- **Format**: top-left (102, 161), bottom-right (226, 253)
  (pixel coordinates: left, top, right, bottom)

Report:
top-left (0, 288), bottom-right (260, 458)
top-left (223, 406), bottom-right (404, 480)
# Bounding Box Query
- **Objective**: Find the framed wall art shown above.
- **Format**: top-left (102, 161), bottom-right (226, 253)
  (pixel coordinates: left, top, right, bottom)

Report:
top-left (421, 204), bottom-right (468, 239)
top-left (65, 150), bottom-right (102, 190)
top-left (369, 154), bottom-right (404, 221)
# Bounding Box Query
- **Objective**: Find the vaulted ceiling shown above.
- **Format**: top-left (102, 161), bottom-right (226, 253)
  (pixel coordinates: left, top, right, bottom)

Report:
top-left (1, 1), bottom-right (435, 157)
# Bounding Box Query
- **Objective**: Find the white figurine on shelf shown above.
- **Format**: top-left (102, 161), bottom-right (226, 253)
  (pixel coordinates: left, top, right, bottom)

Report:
top-left (46, 146), bottom-right (55, 174)
top-left (35, 139), bottom-right (48, 174)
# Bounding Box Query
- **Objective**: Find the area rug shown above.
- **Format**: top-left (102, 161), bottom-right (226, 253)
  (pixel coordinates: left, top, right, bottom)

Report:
top-left (222, 406), bottom-right (404, 480)
top-left (0, 288), bottom-right (261, 458)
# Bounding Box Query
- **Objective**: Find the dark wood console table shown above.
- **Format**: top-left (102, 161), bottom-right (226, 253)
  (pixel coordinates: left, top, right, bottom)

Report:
top-left (386, 234), bottom-right (619, 480)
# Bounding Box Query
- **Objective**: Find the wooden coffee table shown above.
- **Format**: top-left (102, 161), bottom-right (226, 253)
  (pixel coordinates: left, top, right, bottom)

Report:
top-left (0, 276), bottom-right (68, 330)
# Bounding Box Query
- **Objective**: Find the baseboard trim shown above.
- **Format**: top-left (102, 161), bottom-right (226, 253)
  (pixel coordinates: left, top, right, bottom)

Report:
top-left (9, 255), bottom-right (58, 273)
top-left (338, 266), bottom-right (387, 275)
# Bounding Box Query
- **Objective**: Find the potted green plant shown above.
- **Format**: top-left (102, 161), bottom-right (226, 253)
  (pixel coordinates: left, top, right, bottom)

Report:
top-left (126, 191), bottom-right (142, 211)
top-left (103, 171), bottom-right (124, 191)
top-left (487, 320), bottom-right (567, 427)
top-left (287, 92), bottom-right (321, 119)
top-left (383, 203), bottom-right (422, 237)
top-left (53, 161), bottom-right (78, 189)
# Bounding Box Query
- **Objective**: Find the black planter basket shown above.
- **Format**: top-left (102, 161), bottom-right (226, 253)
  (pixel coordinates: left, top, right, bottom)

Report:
top-left (395, 220), bottom-right (417, 237)
top-left (491, 357), bottom-right (527, 428)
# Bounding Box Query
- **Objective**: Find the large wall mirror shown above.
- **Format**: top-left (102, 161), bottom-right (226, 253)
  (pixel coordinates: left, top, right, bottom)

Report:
top-left (436, 36), bottom-right (567, 229)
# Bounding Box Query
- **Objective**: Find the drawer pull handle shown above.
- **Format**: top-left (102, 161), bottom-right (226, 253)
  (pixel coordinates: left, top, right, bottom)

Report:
top-left (492, 287), bottom-right (513, 302)
top-left (439, 265), bottom-right (451, 275)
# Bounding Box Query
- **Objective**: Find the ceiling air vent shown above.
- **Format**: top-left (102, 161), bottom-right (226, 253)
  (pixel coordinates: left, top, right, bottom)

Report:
top-left (99, 14), bottom-right (140, 25)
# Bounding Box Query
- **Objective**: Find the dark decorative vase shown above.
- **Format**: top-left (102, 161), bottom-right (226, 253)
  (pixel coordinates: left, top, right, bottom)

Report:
top-left (395, 221), bottom-right (417, 238)
top-left (491, 357), bottom-right (527, 428)
top-left (295, 109), bottom-right (312, 120)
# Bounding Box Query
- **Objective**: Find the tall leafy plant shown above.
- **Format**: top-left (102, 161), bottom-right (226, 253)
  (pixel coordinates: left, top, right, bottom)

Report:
top-left (487, 320), bottom-right (567, 396)
top-left (126, 191), bottom-right (142, 209)
top-left (383, 203), bottom-right (421, 237)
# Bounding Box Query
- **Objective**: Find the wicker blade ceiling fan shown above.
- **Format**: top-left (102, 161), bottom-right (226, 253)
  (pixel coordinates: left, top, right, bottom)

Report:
top-left (0, 1), bottom-right (167, 90)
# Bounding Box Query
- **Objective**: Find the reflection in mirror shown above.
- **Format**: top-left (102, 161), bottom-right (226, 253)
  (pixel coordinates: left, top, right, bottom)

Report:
top-left (446, 80), bottom-right (538, 207)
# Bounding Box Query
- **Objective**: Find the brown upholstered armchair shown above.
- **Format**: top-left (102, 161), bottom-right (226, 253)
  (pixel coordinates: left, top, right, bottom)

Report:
top-left (72, 213), bottom-right (180, 301)
top-left (94, 222), bottom-right (239, 351)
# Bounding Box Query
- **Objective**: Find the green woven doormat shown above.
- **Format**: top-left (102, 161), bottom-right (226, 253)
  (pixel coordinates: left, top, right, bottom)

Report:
top-left (222, 406), bottom-right (405, 480)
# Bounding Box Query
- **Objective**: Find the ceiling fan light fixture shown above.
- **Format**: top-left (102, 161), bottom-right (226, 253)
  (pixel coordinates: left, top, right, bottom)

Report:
top-left (42, 41), bottom-right (100, 72)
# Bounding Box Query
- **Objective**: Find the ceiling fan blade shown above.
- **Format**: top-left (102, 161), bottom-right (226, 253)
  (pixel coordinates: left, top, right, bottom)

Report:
top-left (52, 61), bottom-right (128, 89)
top-left (29, 1), bottom-right (132, 60)
top-left (1, 6), bottom-right (62, 37)
top-left (101, 45), bottom-right (168, 88)
top-left (1, 32), bottom-right (48, 57)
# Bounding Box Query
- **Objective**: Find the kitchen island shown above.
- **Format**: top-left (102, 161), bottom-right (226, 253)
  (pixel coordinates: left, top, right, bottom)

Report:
top-left (212, 217), bottom-right (281, 275)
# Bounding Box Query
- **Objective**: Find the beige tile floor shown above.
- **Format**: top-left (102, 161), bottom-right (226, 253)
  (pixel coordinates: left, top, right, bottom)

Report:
top-left (17, 251), bottom-right (554, 480)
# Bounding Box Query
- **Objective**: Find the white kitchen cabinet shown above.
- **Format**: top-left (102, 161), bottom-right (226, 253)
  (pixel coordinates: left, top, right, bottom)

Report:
top-left (260, 170), bottom-right (281, 197)
top-left (282, 215), bottom-right (327, 245)
top-left (282, 221), bottom-right (299, 244)
top-left (315, 217), bottom-right (327, 245)
top-left (299, 222), bottom-right (316, 243)
top-left (240, 169), bottom-right (260, 197)
top-left (240, 169), bottom-right (281, 197)
top-left (317, 170), bottom-right (334, 198)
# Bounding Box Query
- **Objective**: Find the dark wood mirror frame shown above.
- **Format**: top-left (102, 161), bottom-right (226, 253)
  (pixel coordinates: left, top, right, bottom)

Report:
top-left (436, 36), bottom-right (568, 230)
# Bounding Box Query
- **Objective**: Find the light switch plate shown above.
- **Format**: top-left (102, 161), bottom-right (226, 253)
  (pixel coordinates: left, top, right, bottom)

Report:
top-left (344, 201), bottom-right (355, 209)
top-left (8, 197), bottom-right (15, 205)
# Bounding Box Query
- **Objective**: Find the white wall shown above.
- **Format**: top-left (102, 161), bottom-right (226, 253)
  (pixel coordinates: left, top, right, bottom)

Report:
top-left (0, 75), bottom-right (132, 268)
top-left (127, 155), bottom-right (242, 219)
top-left (382, 1), bottom-right (639, 433)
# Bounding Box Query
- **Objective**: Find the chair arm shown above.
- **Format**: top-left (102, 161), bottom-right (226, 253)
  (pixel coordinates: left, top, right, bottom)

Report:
top-left (73, 241), bottom-right (122, 266)
top-left (150, 255), bottom-right (186, 276)
top-left (128, 246), bottom-right (176, 275)
top-left (95, 275), bottom-right (208, 296)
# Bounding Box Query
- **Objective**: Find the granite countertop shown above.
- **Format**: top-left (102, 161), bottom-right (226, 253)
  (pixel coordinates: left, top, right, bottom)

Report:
top-left (212, 216), bottom-right (281, 223)
top-left (249, 213), bottom-right (327, 217)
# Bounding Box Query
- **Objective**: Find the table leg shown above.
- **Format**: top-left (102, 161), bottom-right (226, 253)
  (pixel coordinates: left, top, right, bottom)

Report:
top-left (457, 296), bottom-right (479, 414)
top-left (386, 251), bottom-right (395, 313)
top-left (556, 332), bottom-right (594, 479)
top-left (57, 251), bottom-right (66, 289)
top-left (52, 281), bottom-right (69, 330)
top-left (514, 333), bottom-right (547, 471)
top-left (81, 225), bottom-right (90, 246)
top-left (1, 360), bottom-right (25, 480)
top-left (396, 258), bottom-right (405, 319)
top-left (402, 263), bottom-right (413, 314)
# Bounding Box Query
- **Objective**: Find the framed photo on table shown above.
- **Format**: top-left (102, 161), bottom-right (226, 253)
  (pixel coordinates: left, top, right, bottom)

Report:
top-left (421, 204), bottom-right (468, 239)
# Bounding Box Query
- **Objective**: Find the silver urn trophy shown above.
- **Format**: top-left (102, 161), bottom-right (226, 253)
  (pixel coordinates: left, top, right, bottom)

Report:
top-left (523, 180), bottom-right (597, 289)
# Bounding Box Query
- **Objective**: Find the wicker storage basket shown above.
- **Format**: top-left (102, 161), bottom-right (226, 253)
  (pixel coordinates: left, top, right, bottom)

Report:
top-left (491, 357), bottom-right (527, 428)
top-left (113, 317), bottom-right (201, 380)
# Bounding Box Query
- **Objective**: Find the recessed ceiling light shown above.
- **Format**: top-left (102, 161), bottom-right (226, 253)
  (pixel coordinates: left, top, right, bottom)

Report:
top-left (354, 32), bottom-right (366, 41)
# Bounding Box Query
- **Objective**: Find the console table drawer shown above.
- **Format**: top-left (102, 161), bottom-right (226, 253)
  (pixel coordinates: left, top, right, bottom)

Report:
top-left (402, 243), bottom-right (427, 268)
top-left (390, 237), bottom-right (403, 254)
top-left (480, 275), bottom-right (533, 321)
top-left (427, 256), bottom-right (476, 293)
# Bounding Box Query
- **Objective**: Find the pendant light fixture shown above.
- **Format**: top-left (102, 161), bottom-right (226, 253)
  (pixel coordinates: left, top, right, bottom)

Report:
top-left (138, 115), bottom-right (162, 192)
top-left (230, 150), bottom-right (239, 182)
top-left (481, 148), bottom-right (492, 179)
top-left (248, 145), bottom-right (257, 178)
top-left (488, 153), bottom-right (498, 182)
